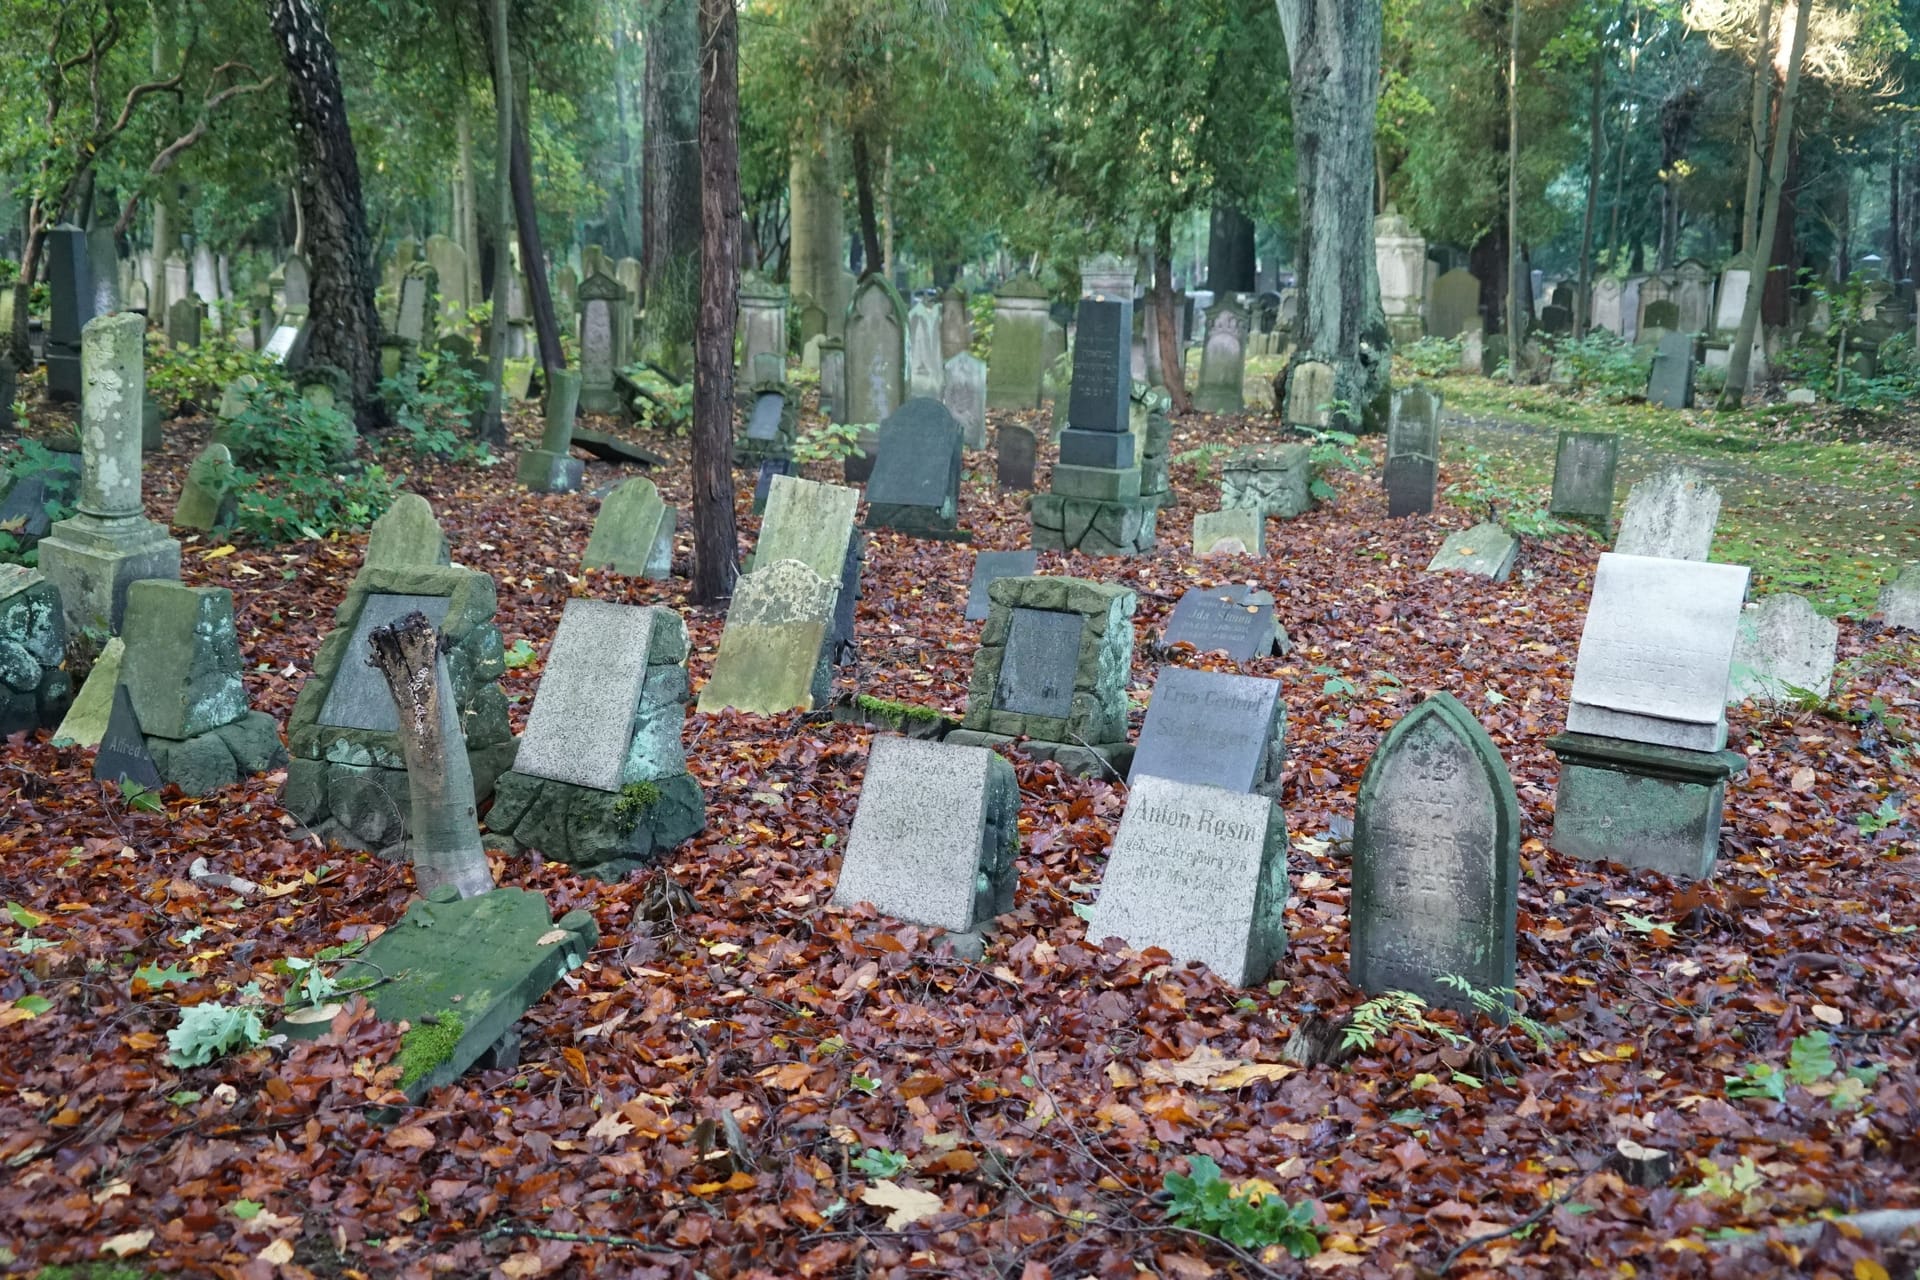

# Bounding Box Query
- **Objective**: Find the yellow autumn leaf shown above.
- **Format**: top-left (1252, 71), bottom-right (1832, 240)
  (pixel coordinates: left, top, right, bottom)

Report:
top-left (861, 1179), bottom-right (943, 1230)
top-left (201, 545), bottom-right (237, 559)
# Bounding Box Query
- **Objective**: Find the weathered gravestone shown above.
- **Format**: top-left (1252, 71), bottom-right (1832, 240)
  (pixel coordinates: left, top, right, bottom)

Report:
top-left (738, 274), bottom-right (788, 381)
top-left (1130, 667), bottom-right (1284, 797)
top-left (865, 397), bottom-right (967, 540)
top-left (753, 473), bottom-right (862, 659)
top-left (1162, 584), bottom-right (1284, 664)
top-left (1877, 564), bottom-right (1920, 631)
top-left (831, 735), bottom-right (1021, 956)
top-left (54, 637), bottom-right (120, 747)
top-left (1548, 431), bottom-right (1619, 537)
top-left (943, 352), bottom-right (988, 450)
top-left (1646, 330), bottom-right (1696, 410)
top-left (1385, 385), bottom-right (1441, 518)
top-left (1641, 298), bottom-right (1679, 335)
top-left (426, 234), bottom-right (469, 329)
top-left (1193, 295), bottom-right (1249, 414)
top-left (939, 286), bottom-right (971, 360)
top-left (1728, 594), bottom-right (1839, 703)
top-left (1221, 444), bottom-right (1313, 519)
top-left (0, 567), bottom-right (72, 736)
top-left (95, 684), bottom-right (162, 791)
top-left (281, 566), bottom-right (514, 851)
top-left (43, 225), bottom-right (92, 403)
top-left (845, 275), bottom-right (908, 462)
top-left (166, 297), bottom-right (203, 349)
top-left (907, 300), bottom-right (945, 400)
top-left (1614, 466), bottom-right (1720, 561)
top-left (1193, 508), bottom-right (1264, 557)
top-left (1085, 775), bottom-right (1289, 986)
top-left (488, 600), bottom-right (705, 875)
top-left (695, 559), bottom-right (839, 715)
top-left (174, 443), bottom-right (238, 531)
top-left (1550, 553), bottom-right (1751, 879)
top-left (817, 337), bottom-right (846, 423)
top-left (996, 424), bottom-right (1037, 492)
top-left (963, 550), bottom-right (1038, 622)
top-left (1429, 268), bottom-right (1481, 339)
top-left (736, 382), bottom-right (797, 467)
top-left (1351, 693), bottom-right (1519, 1011)
top-left (577, 271), bottom-right (629, 414)
top-left (583, 477), bottom-right (675, 579)
top-left (948, 575), bottom-right (1135, 778)
top-left (986, 276), bottom-right (1051, 411)
top-left (278, 886), bottom-right (598, 1104)
top-left (1427, 523), bottom-right (1518, 582)
top-left (364, 493), bottom-right (451, 571)
top-left (517, 369), bottom-right (585, 494)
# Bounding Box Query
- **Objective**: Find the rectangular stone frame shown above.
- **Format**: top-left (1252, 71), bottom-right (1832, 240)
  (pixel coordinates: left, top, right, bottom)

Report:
top-left (962, 575), bottom-right (1135, 746)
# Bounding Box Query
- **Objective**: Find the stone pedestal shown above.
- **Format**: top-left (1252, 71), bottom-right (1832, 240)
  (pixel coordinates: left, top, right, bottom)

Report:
top-left (1029, 493), bottom-right (1157, 557)
top-left (1547, 732), bottom-right (1746, 881)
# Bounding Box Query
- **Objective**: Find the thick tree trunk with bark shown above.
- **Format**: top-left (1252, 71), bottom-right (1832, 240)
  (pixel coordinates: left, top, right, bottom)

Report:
top-left (366, 613), bottom-right (494, 900)
top-left (850, 125), bottom-right (885, 280)
top-left (1274, 0), bottom-right (1389, 432)
top-left (266, 0), bottom-right (385, 428)
top-left (1206, 201), bottom-right (1257, 294)
top-left (1154, 222), bottom-right (1191, 415)
top-left (691, 0), bottom-right (741, 607)
top-left (508, 72), bottom-right (564, 375)
top-left (642, 0), bottom-right (701, 373)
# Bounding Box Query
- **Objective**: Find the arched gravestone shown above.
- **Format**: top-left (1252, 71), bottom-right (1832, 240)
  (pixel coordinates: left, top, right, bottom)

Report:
top-left (1351, 693), bottom-right (1519, 1012)
top-left (844, 274), bottom-right (908, 429)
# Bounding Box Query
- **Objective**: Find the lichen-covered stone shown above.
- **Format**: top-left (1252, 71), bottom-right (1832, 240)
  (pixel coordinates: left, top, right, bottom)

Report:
top-left (1029, 492), bottom-right (1157, 557)
top-left (1220, 444), bottom-right (1313, 519)
top-left (120, 581), bottom-right (248, 740)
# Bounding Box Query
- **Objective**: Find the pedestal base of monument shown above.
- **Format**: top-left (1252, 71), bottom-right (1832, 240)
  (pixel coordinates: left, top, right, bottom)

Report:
top-left (1029, 493), bottom-right (1157, 557)
top-left (146, 710), bottom-right (287, 796)
top-left (515, 448), bottom-right (585, 494)
top-left (944, 728), bottom-right (1133, 781)
top-left (36, 513), bottom-right (182, 635)
top-left (486, 770), bottom-right (706, 879)
top-left (281, 741), bottom-right (518, 855)
top-left (275, 886), bottom-right (598, 1107)
top-left (1547, 732), bottom-right (1746, 880)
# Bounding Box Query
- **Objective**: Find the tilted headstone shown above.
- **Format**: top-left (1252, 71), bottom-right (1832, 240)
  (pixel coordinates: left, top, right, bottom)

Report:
top-left (996, 424), bottom-right (1037, 492)
top-left (1728, 594), bottom-right (1839, 703)
top-left (1882, 564), bottom-right (1920, 631)
top-left (1614, 466), bottom-right (1720, 561)
top-left (942, 352), bottom-right (988, 450)
top-left (1428, 523), bottom-right (1518, 582)
top-left (986, 276), bottom-right (1051, 410)
top-left (0, 567), bottom-right (72, 736)
top-left (1193, 509), bottom-right (1264, 558)
top-left (865, 398), bottom-right (966, 539)
top-left (907, 300), bottom-right (945, 399)
top-left (844, 275), bottom-right (908, 428)
top-left (754, 473), bottom-right (861, 657)
top-left (1086, 775), bottom-right (1289, 986)
top-left (53, 635), bottom-right (122, 748)
top-left (488, 600), bottom-right (705, 872)
top-left (1646, 330), bottom-right (1696, 409)
top-left (1351, 693), bottom-right (1519, 1012)
top-left (583, 476), bottom-right (675, 579)
top-left (1548, 431), bottom-right (1619, 536)
top-left (517, 369), bottom-right (586, 494)
top-left (1192, 294), bottom-right (1249, 414)
top-left (695, 558), bottom-right (839, 715)
top-left (364, 493), bottom-right (451, 572)
top-left (426, 234), bottom-right (470, 329)
top-left (1162, 584), bottom-right (1282, 664)
top-left (174, 443), bottom-right (238, 532)
top-left (752, 458), bottom-right (793, 514)
top-left (95, 684), bottom-right (162, 791)
top-left (831, 735), bottom-right (1021, 950)
top-left (1131, 667), bottom-right (1284, 797)
top-left (1221, 444), bottom-right (1313, 520)
top-left (1385, 385), bottom-right (1441, 518)
top-left (963, 550), bottom-right (1038, 622)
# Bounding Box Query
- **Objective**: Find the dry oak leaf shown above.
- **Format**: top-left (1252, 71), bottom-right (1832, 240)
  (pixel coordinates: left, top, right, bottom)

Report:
top-left (101, 1229), bottom-right (154, 1258)
top-left (861, 1179), bottom-right (944, 1230)
top-left (384, 1124), bottom-right (436, 1151)
top-left (256, 1238), bottom-right (295, 1266)
top-left (1789, 766), bottom-right (1817, 793)
top-left (1142, 1044), bottom-right (1238, 1086)
top-left (586, 1111), bottom-right (635, 1142)
top-left (759, 1061), bottom-right (813, 1090)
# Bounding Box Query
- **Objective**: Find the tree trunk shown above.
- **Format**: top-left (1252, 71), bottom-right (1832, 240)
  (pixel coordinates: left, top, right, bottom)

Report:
top-left (1890, 130), bottom-right (1905, 282)
top-left (1740, 0), bottom-right (1774, 256)
top-left (691, 0), bottom-right (741, 607)
top-left (1720, 0), bottom-right (1809, 409)
top-left (478, 0), bottom-right (513, 445)
top-left (266, 0), bottom-right (385, 428)
top-left (1575, 41), bottom-right (1604, 337)
top-left (365, 612), bottom-right (494, 900)
top-left (612, 9), bottom-right (644, 259)
top-left (1154, 221), bottom-right (1191, 415)
top-left (456, 103), bottom-right (482, 306)
top-left (641, 0), bottom-right (701, 373)
top-left (850, 124), bottom-right (885, 280)
top-left (150, 1), bottom-right (183, 319)
top-left (1206, 201), bottom-right (1257, 294)
top-left (789, 121), bottom-right (845, 335)
top-left (508, 73), bottom-right (564, 375)
top-left (1273, 0), bottom-right (1390, 432)
top-left (1505, 0), bottom-right (1521, 383)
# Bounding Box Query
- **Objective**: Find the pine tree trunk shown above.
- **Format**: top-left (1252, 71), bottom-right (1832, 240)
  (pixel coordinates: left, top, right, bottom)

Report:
top-left (691, 0), bottom-right (741, 607)
top-left (1274, 0), bottom-right (1390, 432)
top-left (266, 0), bottom-right (384, 428)
top-left (478, 0), bottom-right (513, 445)
top-left (1505, 0), bottom-right (1521, 383)
top-left (789, 121), bottom-right (845, 335)
top-left (642, 0), bottom-right (701, 373)
top-left (1740, 0), bottom-right (1774, 256)
top-left (1154, 222), bottom-right (1191, 415)
top-left (366, 612), bottom-right (494, 900)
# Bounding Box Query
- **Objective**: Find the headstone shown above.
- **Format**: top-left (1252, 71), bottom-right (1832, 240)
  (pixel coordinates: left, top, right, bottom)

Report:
top-left (513, 599), bottom-right (667, 790)
top-left (1351, 693), bottom-right (1519, 1012)
top-left (1085, 775), bottom-right (1289, 986)
top-left (1566, 553), bottom-right (1750, 751)
top-left (1193, 294), bottom-right (1249, 414)
top-left (752, 458), bottom-right (793, 514)
top-left (1429, 268), bottom-right (1480, 339)
top-left (517, 369), bottom-right (586, 494)
top-left (1283, 360), bottom-right (1336, 429)
top-left (1548, 431), bottom-right (1619, 536)
top-left (1642, 298), bottom-right (1679, 333)
top-left (1590, 277), bottom-right (1626, 336)
top-left (986, 276), bottom-right (1051, 410)
top-left (995, 608), bottom-right (1083, 718)
top-left (1614, 466), bottom-right (1720, 561)
top-left (1162, 584), bottom-right (1281, 664)
top-left (907, 300), bottom-right (945, 399)
top-left (94, 684), bottom-right (162, 791)
top-left (173, 443), bottom-right (238, 531)
top-left (963, 550), bottom-right (1038, 622)
top-left (1672, 259), bottom-right (1713, 333)
top-left (36, 313), bottom-right (182, 635)
top-left (583, 477), bottom-right (675, 579)
top-left (1374, 209), bottom-right (1428, 343)
top-left (165, 297), bottom-right (203, 349)
top-left (831, 736), bottom-right (1021, 944)
top-left (577, 271), bottom-right (629, 414)
top-left (1385, 386), bottom-right (1441, 518)
top-left (0, 566), bottom-right (71, 736)
top-left (755, 474), bottom-right (859, 587)
top-left (865, 398), bottom-right (966, 539)
top-left (1646, 330), bottom-right (1696, 409)
top-left (1714, 264), bottom-right (1751, 335)
top-left (1728, 594), bottom-right (1839, 703)
top-left (1221, 444), bottom-right (1313, 519)
top-left (938, 287), bottom-right (971, 360)
top-left (695, 558), bottom-right (839, 715)
top-left (1427, 523), bottom-right (1518, 582)
top-left (282, 254), bottom-right (311, 310)
top-left (394, 263), bottom-right (437, 346)
top-left (942, 352), bottom-right (988, 450)
top-left (738, 274), bottom-right (788, 380)
top-left (844, 275), bottom-right (908, 428)
top-left (1131, 667), bottom-right (1284, 796)
top-left (1193, 509), bottom-right (1264, 558)
top-left (996, 424), bottom-right (1037, 492)
top-left (44, 225), bottom-right (94, 402)
top-left (364, 493), bottom-right (451, 572)
top-left (1066, 298), bottom-right (1132, 435)
top-left (426, 235), bottom-right (469, 329)
top-left (53, 635), bottom-right (122, 747)
top-left (1878, 564), bottom-right (1920, 630)
top-left (818, 337), bottom-right (846, 423)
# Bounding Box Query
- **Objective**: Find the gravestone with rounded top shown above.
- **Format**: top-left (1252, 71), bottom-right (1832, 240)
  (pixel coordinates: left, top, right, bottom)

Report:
top-left (865, 398), bottom-right (967, 540)
top-left (1728, 593), bottom-right (1838, 703)
top-left (1429, 269), bottom-right (1480, 338)
top-left (364, 493), bottom-right (451, 572)
top-left (584, 477), bottom-right (675, 579)
top-left (0, 567), bottom-right (71, 735)
top-left (1614, 466), bottom-right (1720, 561)
top-left (907, 300), bottom-right (945, 399)
top-left (1548, 431), bottom-right (1619, 536)
top-left (1193, 295), bottom-right (1249, 414)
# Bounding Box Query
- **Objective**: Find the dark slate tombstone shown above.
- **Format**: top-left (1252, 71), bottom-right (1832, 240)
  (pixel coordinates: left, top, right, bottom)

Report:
top-left (1549, 430), bottom-right (1620, 537)
top-left (1065, 299), bottom-right (1131, 433)
top-left (1162, 585), bottom-right (1280, 664)
top-left (1384, 386), bottom-right (1441, 518)
top-left (1350, 693), bottom-right (1519, 1013)
top-left (0, 474), bottom-right (53, 541)
top-left (752, 458), bottom-right (794, 515)
top-left (1647, 330), bottom-right (1696, 409)
top-left (746, 391), bottom-right (785, 443)
top-left (1540, 304), bottom-right (1573, 335)
top-left (45, 225), bottom-right (93, 403)
top-left (95, 684), bottom-right (162, 790)
top-left (992, 608), bottom-right (1082, 718)
top-left (1130, 667), bottom-right (1284, 795)
top-left (318, 594), bottom-right (455, 730)
top-left (997, 424), bottom-right (1037, 492)
top-left (865, 397), bottom-right (966, 538)
top-left (964, 550), bottom-right (1039, 622)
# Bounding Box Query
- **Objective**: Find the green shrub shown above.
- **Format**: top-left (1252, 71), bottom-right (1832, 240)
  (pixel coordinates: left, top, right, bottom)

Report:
top-left (220, 385), bottom-right (395, 544)
top-left (1399, 334), bottom-right (1463, 379)
top-left (1445, 446), bottom-right (1576, 537)
top-left (1163, 1155), bottom-right (1321, 1258)
top-left (794, 422), bottom-right (867, 465)
top-left (147, 332), bottom-right (287, 413)
top-left (0, 438), bottom-right (80, 565)
top-left (1542, 329), bottom-right (1647, 400)
top-left (623, 363), bottom-right (694, 435)
top-left (379, 352), bottom-right (491, 462)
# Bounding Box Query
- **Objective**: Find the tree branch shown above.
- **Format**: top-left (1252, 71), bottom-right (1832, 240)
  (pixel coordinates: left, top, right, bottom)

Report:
top-left (116, 65), bottom-right (279, 235)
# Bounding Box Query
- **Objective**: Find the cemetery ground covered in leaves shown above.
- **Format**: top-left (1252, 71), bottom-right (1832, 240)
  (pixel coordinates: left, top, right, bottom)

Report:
top-left (3, 379), bottom-right (1920, 1280)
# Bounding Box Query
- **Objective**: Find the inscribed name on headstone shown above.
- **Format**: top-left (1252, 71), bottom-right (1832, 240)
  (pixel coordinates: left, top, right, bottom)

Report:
top-left (1548, 431), bottom-right (1619, 534)
top-left (831, 735), bottom-right (1021, 936)
top-left (1131, 667), bottom-right (1284, 796)
top-left (696, 559), bottom-right (838, 715)
top-left (1162, 584), bottom-right (1279, 664)
top-left (1728, 594), bottom-right (1839, 703)
top-left (1614, 467), bottom-right (1721, 561)
top-left (1427, 523), bottom-right (1518, 582)
top-left (1566, 553), bottom-right (1751, 751)
top-left (95, 683), bottom-right (162, 790)
top-left (583, 477), bottom-right (675, 579)
top-left (964, 550), bottom-right (1039, 622)
top-left (514, 599), bottom-right (657, 792)
top-left (1085, 775), bottom-right (1289, 986)
top-left (1193, 509), bottom-right (1264, 558)
top-left (1350, 692), bottom-right (1519, 1011)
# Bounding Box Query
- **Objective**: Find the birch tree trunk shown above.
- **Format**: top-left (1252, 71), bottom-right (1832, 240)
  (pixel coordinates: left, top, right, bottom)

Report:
top-left (691, 0), bottom-right (741, 607)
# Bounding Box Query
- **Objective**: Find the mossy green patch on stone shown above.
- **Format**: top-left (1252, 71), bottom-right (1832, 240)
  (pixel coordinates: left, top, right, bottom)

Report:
top-left (614, 780), bottom-right (661, 833)
top-left (397, 1010), bottom-right (465, 1089)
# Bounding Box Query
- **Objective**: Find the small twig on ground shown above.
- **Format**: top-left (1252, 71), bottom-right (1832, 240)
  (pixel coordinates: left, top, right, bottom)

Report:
top-left (1436, 1160), bottom-right (1602, 1274)
top-left (480, 1221), bottom-right (688, 1252)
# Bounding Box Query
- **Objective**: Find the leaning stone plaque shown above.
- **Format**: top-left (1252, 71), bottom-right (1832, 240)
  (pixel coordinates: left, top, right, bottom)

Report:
top-left (1162, 584), bottom-right (1280, 664)
top-left (1130, 667), bottom-right (1284, 796)
top-left (1427, 523), bottom-right (1517, 582)
top-left (1565, 553), bottom-right (1750, 752)
top-left (831, 736), bottom-right (1021, 949)
top-left (1351, 693), bottom-right (1519, 1012)
top-left (513, 599), bottom-right (657, 792)
top-left (964, 550), bottom-right (1038, 622)
top-left (1085, 775), bottom-right (1289, 986)
top-left (1727, 593), bottom-right (1839, 704)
